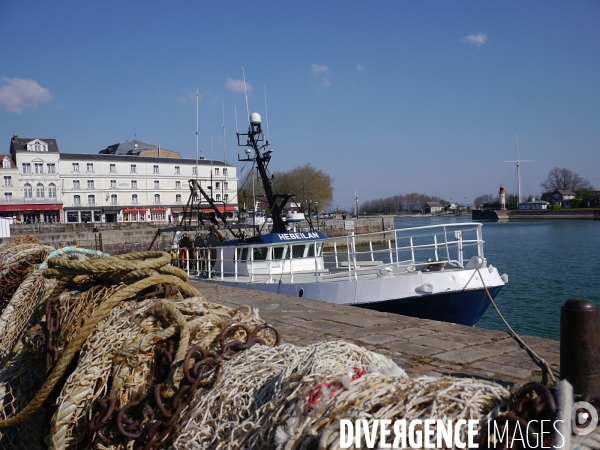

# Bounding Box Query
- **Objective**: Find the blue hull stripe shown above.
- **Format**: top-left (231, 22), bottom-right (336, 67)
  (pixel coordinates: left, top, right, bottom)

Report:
top-left (355, 286), bottom-right (504, 327)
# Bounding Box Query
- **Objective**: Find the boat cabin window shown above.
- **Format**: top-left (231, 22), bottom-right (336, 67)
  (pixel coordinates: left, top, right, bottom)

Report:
top-left (253, 247), bottom-right (268, 261)
top-left (237, 248), bottom-right (248, 261)
top-left (272, 246), bottom-right (287, 260)
top-left (291, 244), bottom-right (305, 258)
top-left (307, 242), bottom-right (323, 257)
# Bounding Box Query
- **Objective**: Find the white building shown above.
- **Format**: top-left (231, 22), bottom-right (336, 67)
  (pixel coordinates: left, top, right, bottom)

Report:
top-left (1, 135), bottom-right (238, 224)
top-left (518, 197), bottom-right (549, 210)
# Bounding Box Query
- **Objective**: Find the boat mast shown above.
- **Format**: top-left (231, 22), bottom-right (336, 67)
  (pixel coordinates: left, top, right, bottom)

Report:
top-left (502, 132), bottom-right (534, 204)
top-left (237, 113), bottom-right (290, 233)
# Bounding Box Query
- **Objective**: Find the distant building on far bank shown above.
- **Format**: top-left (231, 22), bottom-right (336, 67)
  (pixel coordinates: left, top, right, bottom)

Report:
top-left (518, 197), bottom-right (549, 210)
top-left (422, 201), bottom-right (444, 214)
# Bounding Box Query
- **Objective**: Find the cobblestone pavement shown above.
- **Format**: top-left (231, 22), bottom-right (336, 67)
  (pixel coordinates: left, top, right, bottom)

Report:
top-left (190, 281), bottom-right (559, 386)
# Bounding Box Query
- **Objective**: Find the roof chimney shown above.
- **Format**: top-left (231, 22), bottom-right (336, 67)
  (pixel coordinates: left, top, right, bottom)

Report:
top-left (12, 133), bottom-right (18, 143)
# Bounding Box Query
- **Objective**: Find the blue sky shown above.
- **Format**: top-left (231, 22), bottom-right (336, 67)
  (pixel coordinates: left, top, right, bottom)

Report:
top-left (1, 1), bottom-right (599, 208)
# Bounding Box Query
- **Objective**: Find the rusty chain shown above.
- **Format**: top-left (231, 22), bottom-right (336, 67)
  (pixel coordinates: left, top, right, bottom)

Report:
top-left (45, 296), bottom-right (61, 373)
top-left (479, 382), bottom-right (558, 449)
top-left (89, 322), bottom-right (280, 449)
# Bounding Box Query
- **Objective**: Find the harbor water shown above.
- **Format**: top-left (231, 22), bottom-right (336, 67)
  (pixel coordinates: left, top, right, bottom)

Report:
top-left (393, 216), bottom-right (600, 341)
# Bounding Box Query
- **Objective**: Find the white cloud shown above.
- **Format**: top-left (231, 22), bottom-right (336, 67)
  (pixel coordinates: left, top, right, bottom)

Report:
top-left (226, 78), bottom-right (253, 93)
top-left (461, 33), bottom-right (488, 47)
top-left (321, 79), bottom-right (331, 88)
top-left (311, 64), bottom-right (330, 75)
top-left (0, 77), bottom-right (51, 113)
top-left (356, 63), bottom-right (365, 71)
top-left (176, 89), bottom-right (201, 104)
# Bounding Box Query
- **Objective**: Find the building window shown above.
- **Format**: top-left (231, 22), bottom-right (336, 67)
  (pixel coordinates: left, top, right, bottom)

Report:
top-left (74, 195), bottom-right (81, 206)
top-left (73, 180), bottom-right (80, 190)
top-left (87, 163), bottom-right (94, 172)
top-left (48, 183), bottom-right (56, 198)
top-left (154, 180), bottom-right (160, 189)
top-left (216, 194), bottom-right (221, 201)
top-left (36, 183), bottom-right (44, 198)
top-left (224, 194), bottom-right (229, 202)
top-left (224, 181), bottom-right (229, 189)
top-left (223, 168), bottom-right (228, 176)
top-left (192, 167), bottom-right (197, 175)
top-left (110, 194), bottom-right (117, 205)
top-left (174, 166), bottom-right (180, 174)
top-left (131, 164), bottom-right (137, 174)
top-left (47, 163), bottom-right (56, 174)
top-left (24, 183), bottom-right (32, 198)
top-left (215, 181), bottom-right (221, 189)
top-left (35, 163), bottom-right (43, 174)
top-left (110, 180), bottom-right (117, 189)
top-left (72, 163), bottom-right (79, 172)
top-left (3, 176), bottom-right (12, 187)
top-left (110, 164), bottom-right (116, 173)
top-left (2, 158), bottom-right (10, 168)
top-left (214, 168), bottom-right (219, 175)
top-left (153, 165), bottom-right (159, 174)
top-left (175, 181), bottom-right (181, 189)
top-left (4, 192), bottom-right (12, 199)
top-left (151, 211), bottom-right (165, 221)
top-left (176, 194), bottom-right (182, 203)
top-left (88, 194), bottom-right (95, 205)
top-left (154, 194), bottom-right (160, 204)
top-left (87, 180), bottom-right (94, 189)
top-left (132, 194), bottom-right (138, 205)
top-left (131, 180), bottom-right (137, 189)
top-left (23, 163), bottom-right (31, 174)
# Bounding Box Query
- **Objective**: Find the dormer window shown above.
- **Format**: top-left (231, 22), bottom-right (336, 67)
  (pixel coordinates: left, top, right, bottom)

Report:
top-left (2, 157), bottom-right (10, 169)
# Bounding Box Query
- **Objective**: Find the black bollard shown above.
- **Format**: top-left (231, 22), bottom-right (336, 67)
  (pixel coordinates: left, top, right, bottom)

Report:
top-left (560, 298), bottom-right (600, 395)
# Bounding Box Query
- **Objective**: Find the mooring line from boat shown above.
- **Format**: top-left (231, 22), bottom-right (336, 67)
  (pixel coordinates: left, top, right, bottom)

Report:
top-left (476, 268), bottom-right (558, 385)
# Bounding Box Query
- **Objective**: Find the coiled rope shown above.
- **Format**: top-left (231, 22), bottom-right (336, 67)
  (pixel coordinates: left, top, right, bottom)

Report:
top-left (0, 250), bottom-right (200, 429)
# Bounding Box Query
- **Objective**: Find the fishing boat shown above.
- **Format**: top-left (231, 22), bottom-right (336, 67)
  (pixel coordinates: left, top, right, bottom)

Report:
top-left (182, 112), bottom-right (508, 326)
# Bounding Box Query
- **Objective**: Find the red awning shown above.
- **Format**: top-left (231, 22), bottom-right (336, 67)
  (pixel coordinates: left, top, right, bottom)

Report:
top-left (201, 206), bottom-right (237, 213)
top-left (170, 207), bottom-right (184, 213)
top-left (123, 208), bottom-right (148, 213)
top-left (150, 207), bottom-right (167, 211)
top-left (0, 204), bottom-right (62, 212)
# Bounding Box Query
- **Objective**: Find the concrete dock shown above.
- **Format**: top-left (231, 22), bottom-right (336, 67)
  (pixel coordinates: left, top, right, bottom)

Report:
top-left (190, 281), bottom-right (560, 386)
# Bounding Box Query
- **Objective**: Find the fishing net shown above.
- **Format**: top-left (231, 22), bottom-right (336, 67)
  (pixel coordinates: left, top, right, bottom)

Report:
top-left (0, 240), bottom-right (598, 450)
top-left (172, 341), bottom-right (510, 449)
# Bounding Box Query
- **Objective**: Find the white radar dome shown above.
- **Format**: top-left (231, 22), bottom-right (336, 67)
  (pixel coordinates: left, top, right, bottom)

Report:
top-left (250, 112), bottom-right (262, 125)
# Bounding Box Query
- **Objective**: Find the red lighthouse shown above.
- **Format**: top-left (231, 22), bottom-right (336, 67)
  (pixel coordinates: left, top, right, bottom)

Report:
top-left (499, 185), bottom-right (506, 210)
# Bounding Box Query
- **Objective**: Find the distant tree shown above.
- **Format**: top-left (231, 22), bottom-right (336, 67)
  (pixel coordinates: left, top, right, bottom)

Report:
top-left (541, 167), bottom-right (593, 192)
top-left (273, 164), bottom-right (333, 211)
top-left (473, 194), bottom-right (497, 208)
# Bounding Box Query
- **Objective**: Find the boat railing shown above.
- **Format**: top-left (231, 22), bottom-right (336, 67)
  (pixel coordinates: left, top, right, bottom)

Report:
top-left (173, 222), bottom-right (485, 282)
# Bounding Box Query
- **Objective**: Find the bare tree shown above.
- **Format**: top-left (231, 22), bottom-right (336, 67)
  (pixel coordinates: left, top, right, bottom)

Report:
top-left (541, 167), bottom-right (593, 192)
top-left (473, 194), bottom-right (497, 207)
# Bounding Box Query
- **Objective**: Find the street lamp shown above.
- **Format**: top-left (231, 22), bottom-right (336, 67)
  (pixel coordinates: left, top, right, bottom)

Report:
top-left (315, 201), bottom-right (319, 230)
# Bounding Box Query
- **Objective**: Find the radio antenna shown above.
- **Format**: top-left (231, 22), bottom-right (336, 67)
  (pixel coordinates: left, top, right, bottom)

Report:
top-left (195, 88), bottom-right (199, 180)
top-left (221, 96), bottom-right (227, 163)
top-left (242, 65), bottom-right (250, 124)
top-left (234, 103), bottom-right (239, 135)
top-left (264, 83), bottom-right (270, 144)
